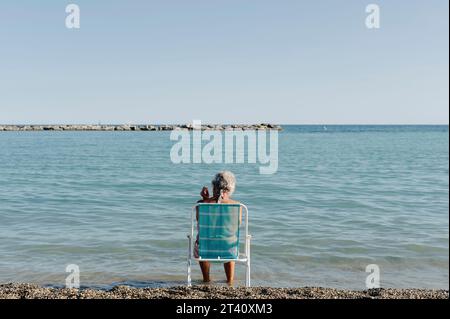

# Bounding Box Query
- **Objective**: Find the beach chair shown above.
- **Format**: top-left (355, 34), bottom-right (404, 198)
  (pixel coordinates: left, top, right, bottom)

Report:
top-left (187, 203), bottom-right (251, 287)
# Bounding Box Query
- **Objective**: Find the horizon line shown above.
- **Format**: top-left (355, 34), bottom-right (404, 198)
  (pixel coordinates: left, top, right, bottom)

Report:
top-left (0, 123), bottom-right (449, 126)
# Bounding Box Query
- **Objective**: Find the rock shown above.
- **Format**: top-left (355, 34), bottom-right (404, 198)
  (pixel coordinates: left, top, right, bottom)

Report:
top-left (160, 125), bottom-right (174, 131)
top-left (0, 124), bottom-right (283, 132)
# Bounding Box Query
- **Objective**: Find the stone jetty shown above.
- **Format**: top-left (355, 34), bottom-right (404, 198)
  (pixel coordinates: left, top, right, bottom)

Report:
top-left (0, 124), bottom-right (282, 131)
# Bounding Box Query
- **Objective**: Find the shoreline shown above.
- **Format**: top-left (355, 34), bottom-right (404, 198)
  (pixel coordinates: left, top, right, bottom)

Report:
top-left (0, 124), bottom-right (282, 131)
top-left (0, 284), bottom-right (448, 299)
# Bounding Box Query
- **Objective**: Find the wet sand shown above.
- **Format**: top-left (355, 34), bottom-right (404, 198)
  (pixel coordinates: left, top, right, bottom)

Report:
top-left (0, 284), bottom-right (447, 299)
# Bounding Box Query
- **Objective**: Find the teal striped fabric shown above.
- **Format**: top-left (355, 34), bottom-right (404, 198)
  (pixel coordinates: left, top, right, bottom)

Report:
top-left (197, 204), bottom-right (241, 259)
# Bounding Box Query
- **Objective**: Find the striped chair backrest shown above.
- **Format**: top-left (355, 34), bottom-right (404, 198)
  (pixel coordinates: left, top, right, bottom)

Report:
top-left (197, 204), bottom-right (241, 259)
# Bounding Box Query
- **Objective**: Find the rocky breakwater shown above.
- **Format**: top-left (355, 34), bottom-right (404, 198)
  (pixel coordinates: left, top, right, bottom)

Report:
top-left (0, 124), bottom-right (282, 131)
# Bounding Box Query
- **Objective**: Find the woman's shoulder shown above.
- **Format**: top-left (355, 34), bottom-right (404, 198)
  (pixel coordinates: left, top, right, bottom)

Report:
top-left (222, 199), bottom-right (240, 204)
top-left (197, 198), bottom-right (218, 204)
top-left (197, 198), bottom-right (240, 204)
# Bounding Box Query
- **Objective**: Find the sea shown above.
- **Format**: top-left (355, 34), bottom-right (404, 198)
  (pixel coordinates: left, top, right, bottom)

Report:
top-left (0, 125), bottom-right (448, 289)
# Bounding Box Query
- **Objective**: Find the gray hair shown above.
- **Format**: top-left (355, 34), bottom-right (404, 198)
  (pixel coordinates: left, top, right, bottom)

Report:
top-left (212, 171), bottom-right (236, 196)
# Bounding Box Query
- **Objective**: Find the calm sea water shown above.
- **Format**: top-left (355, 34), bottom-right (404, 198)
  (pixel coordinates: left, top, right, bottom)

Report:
top-left (0, 125), bottom-right (448, 289)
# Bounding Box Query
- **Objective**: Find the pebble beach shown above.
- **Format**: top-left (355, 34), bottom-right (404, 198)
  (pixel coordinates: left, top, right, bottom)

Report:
top-left (0, 284), bottom-right (448, 299)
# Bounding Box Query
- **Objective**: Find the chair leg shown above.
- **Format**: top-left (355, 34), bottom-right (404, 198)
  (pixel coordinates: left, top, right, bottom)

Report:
top-left (187, 259), bottom-right (192, 287)
top-left (187, 235), bottom-right (192, 287)
top-left (246, 260), bottom-right (251, 287)
top-left (245, 235), bottom-right (251, 287)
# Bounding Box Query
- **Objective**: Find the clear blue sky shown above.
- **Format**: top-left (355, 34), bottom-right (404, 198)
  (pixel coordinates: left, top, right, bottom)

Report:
top-left (0, 0), bottom-right (448, 124)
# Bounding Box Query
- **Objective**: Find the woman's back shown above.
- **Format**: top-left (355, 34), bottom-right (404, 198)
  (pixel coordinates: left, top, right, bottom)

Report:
top-left (200, 198), bottom-right (240, 204)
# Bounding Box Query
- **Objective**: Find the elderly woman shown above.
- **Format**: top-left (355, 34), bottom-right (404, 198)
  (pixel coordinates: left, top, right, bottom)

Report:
top-left (195, 171), bottom-right (241, 284)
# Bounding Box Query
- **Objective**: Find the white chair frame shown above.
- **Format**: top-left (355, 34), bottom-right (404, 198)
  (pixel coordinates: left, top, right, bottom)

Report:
top-left (187, 203), bottom-right (251, 287)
